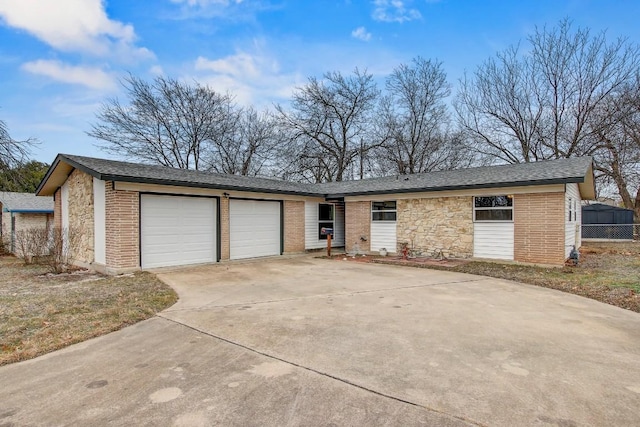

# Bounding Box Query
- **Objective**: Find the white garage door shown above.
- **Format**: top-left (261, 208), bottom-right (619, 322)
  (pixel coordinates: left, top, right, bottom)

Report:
top-left (230, 199), bottom-right (281, 260)
top-left (141, 195), bottom-right (217, 268)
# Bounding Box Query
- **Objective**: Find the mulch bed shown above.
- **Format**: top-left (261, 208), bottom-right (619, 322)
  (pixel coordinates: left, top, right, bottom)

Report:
top-left (328, 253), bottom-right (469, 268)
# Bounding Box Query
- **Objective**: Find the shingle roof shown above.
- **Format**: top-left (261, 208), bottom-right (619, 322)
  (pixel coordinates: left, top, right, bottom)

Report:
top-left (57, 154), bottom-right (319, 196)
top-left (315, 156), bottom-right (594, 196)
top-left (37, 154), bottom-right (594, 199)
top-left (0, 191), bottom-right (54, 212)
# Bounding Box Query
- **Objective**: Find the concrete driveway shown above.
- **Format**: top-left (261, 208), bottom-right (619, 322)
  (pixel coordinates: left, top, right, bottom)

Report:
top-left (1, 257), bottom-right (640, 426)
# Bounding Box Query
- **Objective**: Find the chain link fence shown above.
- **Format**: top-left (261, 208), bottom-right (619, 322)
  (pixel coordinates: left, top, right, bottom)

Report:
top-left (582, 224), bottom-right (640, 241)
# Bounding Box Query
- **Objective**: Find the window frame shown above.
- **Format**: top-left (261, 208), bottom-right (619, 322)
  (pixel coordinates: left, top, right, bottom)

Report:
top-left (318, 203), bottom-right (334, 240)
top-left (371, 201), bottom-right (397, 222)
top-left (473, 195), bottom-right (514, 222)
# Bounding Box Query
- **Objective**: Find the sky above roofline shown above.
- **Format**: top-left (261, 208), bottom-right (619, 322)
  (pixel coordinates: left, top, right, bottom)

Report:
top-left (1, 0), bottom-right (639, 166)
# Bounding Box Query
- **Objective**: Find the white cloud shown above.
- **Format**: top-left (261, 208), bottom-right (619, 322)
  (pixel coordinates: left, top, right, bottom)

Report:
top-left (21, 59), bottom-right (117, 90)
top-left (351, 26), bottom-right (372, 41)
top-left (149, 65), bottom-right (165, 76)
top-left (372, 0), bottom-right (421, 23)
top-left (193, 47), bottom-right (301, 106)
top-left (0, 0), bottom-right (153, 60)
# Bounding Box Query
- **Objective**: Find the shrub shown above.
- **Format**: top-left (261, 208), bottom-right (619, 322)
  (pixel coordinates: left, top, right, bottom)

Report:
top-left (44, 227), bottom-right (80, 274)
top-left (13, 226), bottom-right (80, 273)
top-left (13, 227), bottom-right (50, 264)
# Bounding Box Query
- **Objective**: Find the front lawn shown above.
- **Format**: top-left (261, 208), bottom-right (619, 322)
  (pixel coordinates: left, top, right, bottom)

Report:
top-left (0, 256), bottom-right (178, 366)
top-left (376, 242), bottom-right (640, 313)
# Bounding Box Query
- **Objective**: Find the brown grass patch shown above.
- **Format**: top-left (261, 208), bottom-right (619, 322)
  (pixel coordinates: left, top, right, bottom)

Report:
top-left (0, 256), bottom-right (178, 366)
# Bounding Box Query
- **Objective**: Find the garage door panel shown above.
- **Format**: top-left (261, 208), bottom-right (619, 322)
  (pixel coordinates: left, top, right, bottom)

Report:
top-left (141, 195), bottom-right (217, 268)
top-left (230, 199), bottom-right (281, 260)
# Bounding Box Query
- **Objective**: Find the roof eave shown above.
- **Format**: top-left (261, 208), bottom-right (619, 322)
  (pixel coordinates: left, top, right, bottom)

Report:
top-left (578, 162), bottom-right (597, 200)
top-left (36, 154), bottom-right (101, 196)
top-left (326, 176), bottom-right (587, 199)
top-left (105, 174), bottom-right (322, 197)
top-left (6, 209), bottom-right (54, 214)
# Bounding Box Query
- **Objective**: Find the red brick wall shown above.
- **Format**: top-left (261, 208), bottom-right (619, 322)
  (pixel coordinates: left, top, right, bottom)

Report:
top-left (514, 192), bottom-right (565, 265)
top-left (283, 200), bottom-right (305, 254)
top-left (345, 201), bottom-right (371, 253)
top-left (105, 182), bottom-right (139, 270)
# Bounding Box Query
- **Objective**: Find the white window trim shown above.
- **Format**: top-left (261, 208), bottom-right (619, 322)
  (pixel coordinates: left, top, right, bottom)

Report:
top-left (318, 203), bottom-right (334, 240)
top-left (371, 201), bottom-right (397, 222)
top-left (473, 195), bottom-right (514, 223)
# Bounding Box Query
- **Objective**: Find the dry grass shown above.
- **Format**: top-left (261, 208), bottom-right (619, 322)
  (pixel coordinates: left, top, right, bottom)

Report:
top-left (0, 256), bottom-right (178, 366)
top-left (403, 242), bottom-right (640, 313)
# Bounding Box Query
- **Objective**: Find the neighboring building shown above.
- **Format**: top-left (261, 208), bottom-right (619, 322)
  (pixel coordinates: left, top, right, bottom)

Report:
top-left (36, 154), bottom-right (595, 274)
top-left (0, 191), bottom-right (54, 253)
top-left (582, 203), bottom-right (635, 241)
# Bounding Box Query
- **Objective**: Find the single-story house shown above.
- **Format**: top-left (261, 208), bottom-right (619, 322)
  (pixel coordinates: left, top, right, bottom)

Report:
top-left (35, 154), bottom-right (595, 274)
top-left (0, 191), bottom-right (54, 253)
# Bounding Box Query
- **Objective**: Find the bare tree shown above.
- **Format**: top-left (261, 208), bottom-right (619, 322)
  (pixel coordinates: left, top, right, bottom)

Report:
top-left (89, 74), bottom-right (240, 171)
top-left (454, 19), bottom-right (640, 164)
top-left (276, 69), bottom-right (380, 182)
top-left (376, 57), bottom-right (471, 174)
top-left (592, 84), bottom-right (640, 219)
top-left (209, 107), bottom-right (279, 176)
top-left (1, 118), bottom-right (35, 173)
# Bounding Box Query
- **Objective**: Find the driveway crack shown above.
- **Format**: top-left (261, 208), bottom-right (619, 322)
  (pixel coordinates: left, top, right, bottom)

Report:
top-left (157, 315), bottom-right (487, 427)
top-left (162, 277), bottom-right (493, 313)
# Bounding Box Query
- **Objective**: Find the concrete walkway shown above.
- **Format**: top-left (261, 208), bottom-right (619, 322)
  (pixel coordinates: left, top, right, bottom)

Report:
top-left (1, 257), bottom-right (639, 426)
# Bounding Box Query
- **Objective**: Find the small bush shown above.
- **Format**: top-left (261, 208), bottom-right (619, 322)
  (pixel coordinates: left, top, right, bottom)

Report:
top-left (44, 227), bottom-right (81, 274)
top-left (13, 227), bottom-right (80, 273)
top-left (13, 227), bottom-right (51, 264)
top-left (0, 238), bottom-right (10, 255)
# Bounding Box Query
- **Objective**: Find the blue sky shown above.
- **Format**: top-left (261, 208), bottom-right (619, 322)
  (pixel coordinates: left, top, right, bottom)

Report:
top-left (1, 0), bottom-right (640, 165)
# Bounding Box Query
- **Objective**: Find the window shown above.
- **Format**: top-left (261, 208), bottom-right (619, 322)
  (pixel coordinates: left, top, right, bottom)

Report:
top-left (568, 198), bottom-right (573, 222)
top-left (318, 204), bottom-right (334, 240)
top-left (372, 201), bottom-right (397, 221)
top-left (474, 195), bottom-right (513, 221)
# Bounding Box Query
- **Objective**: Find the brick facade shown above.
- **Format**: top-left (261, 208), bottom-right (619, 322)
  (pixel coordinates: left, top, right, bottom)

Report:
top-left (67, 169), bottom-right (94, 265)
top-left (345, 201), bottom-right (371, 253)
top-left (514, 192), bottom-right (566, 265)
top-left (105, 182), bottom-right (139, 271)
top-left (283, 200), bottom-right (305, 254)
top-left (219, 197), bottom-right (230, 260)
top-left (397, 197), bottom-right (474, 258)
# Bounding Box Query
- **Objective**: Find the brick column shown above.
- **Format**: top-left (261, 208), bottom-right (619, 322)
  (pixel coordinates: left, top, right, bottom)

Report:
top-left (514, 192), bottom-right (565, 265)
top-left (219, 197), bottom-right (230, 260)
top-left (105, 182), bottom-right (139, 271)
top-left (345, 201), bottom-right (371, 253)
top-left (283, 200), bottom-right (305, 254)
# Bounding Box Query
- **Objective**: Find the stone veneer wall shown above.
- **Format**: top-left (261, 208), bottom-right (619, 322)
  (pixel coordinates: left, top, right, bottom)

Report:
top-left (105, 182), bottom-right (139, 271)
top-left (54, 188), bottom-right (62, 231)
top-left (345, 201), bottom-right (371, 253)
top-left (397, 197), bottom-right (474, 258)
top-left (67, 169), bottom-right (94, 265)
top-left (283, 200), bottom-right (305, 254)
top-left (514, 192), bottom-right (565, 265)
